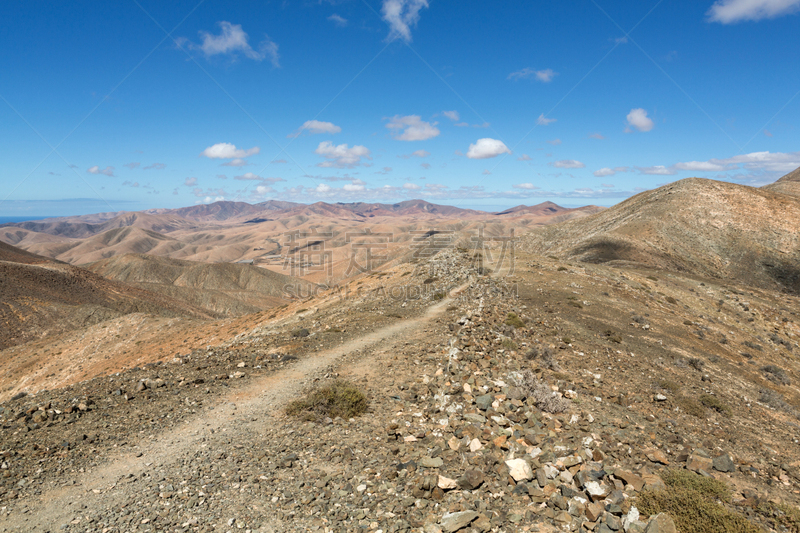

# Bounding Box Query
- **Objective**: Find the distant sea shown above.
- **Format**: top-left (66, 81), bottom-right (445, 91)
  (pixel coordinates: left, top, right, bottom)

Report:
top-left (0, 216), bottom-right (45, 224)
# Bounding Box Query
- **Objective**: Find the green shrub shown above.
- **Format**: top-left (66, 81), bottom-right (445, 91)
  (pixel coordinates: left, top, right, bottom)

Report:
top-left (676, 396), bottom-right (705, 418)
top-left (637, 470), bottom-right (759, 533)
top-left (758, 502), bottom-right (800, 532)
top-left (762, 364), bottom-right (791, 385)
top-left (286, 381), bottom-right (368, 422)
top-left (665, 296), bottom-right (678, 305)
top-left (432, 290), bottom-right (447, 301)
top-left (502, 338), bottom-right (518, 351)
top-left (699, 394), bottom-right (732, 416)
top-left (505, 313), bottom-right (525, 328)
top-left (557, 266), bottom-right (568, 272)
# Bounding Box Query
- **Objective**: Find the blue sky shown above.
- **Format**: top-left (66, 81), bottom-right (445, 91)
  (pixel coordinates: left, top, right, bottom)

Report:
top-left (1, 0), bottom-right (799, 216)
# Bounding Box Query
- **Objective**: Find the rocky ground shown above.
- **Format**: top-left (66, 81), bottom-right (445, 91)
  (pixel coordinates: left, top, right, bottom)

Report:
top-left (2, 248), bottom-right (800, 532)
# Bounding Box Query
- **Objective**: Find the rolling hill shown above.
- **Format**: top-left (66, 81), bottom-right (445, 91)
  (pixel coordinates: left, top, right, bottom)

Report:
top-left (524, 176), bottom-right (800, 293)
top-left (0, 242), bottom-right (212, 350)
top-left (87, 253), bottom-right (314, 315)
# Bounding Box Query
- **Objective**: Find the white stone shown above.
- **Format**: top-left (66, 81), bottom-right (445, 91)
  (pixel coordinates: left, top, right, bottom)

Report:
top-left (623, 506), bottom-right (640, 530)
top-left (505, 458), bottom-right (533, 482)
top-left (469, 438), bottom-right (482, 452)
top-left (437, 475), bottom-right (458, 490)
top-left (543, 464), bottom-right (559, 479)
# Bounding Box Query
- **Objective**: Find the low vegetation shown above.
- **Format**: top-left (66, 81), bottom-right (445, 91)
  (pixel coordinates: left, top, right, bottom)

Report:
top-left (505, 312), bottom-right (525, 328)
top-left (285, 380), bottom-right (368, 422)
top-left (514, 370), bottom-right (570, 414)
top-left (637, 470), bottom-right (759, 533)
top-left (699, 393), bottom-right (732, 416)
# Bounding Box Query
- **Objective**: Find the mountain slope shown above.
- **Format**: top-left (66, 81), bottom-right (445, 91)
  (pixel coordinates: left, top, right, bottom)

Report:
top-left (525, 178), bottom-right (800, 292)
top-left (0, 243), bottom-right (212, 349)
top-left (762, 165), bottom-right (800, 198)
top-left (88, 253), bottom-right (314, 315)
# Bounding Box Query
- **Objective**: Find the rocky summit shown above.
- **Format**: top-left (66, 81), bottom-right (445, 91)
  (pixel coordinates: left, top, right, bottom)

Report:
top-left (2, 175), bottom-right (800, 532)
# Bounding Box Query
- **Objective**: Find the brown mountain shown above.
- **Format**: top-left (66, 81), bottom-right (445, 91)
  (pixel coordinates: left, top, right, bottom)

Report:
top-left (87, 253), bottom-right (314, 316)
top-left (762, 165), bottom-right (800, 198)
top-left (525, 177), bottom-right (800, 293)
top-left (0, 242), bottom-right (211, 350)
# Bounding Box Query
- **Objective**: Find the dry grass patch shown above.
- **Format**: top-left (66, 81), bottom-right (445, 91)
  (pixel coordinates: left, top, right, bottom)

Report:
top-left (286, 380), bottom-right (368, 422)
top-left (637, 470), bottom-right (759, 533)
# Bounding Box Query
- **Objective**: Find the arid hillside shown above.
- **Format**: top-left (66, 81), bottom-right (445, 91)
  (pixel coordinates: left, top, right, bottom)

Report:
top-left (0, 242), bottom-right (212, 350)
top-left (0, 200), bottom-right (602, 274)
top-left (762, 166), bottom-right (800, 198)
top-left (525, 176), bottom-right (800, 294)
top-left (87, 253), bottom-right (313, 316)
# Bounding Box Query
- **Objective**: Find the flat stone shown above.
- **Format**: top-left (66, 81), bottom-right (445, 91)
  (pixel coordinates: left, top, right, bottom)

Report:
top-left (476, 394), bottom-right (493, 411)
top-left (464, 413), bottom-right (486, 424)
top-left (506, 458), bottom-right (533, 481)
top-left (584, 481), bottom-right (610, 501)
top-left (458, 469), bottom-right (485, 490)
top-left (644, 513), bottom-right (677, 533)
top-left (419, 457), bottom-right (444, 468)
top-left (713, 453), bottom-right (735, 473)
top-left (440, 510), bottom-right (479, 533)
top-left (639, 475), bottom-right (663, 492)
top-left (438, 475), bottom-right (458, 490)
top-left (615, 470), bottom-right (645, 492)
top-left (687, 454), bottom-right (713, 474)
top-left (647, 450), bottom-right (669, 465)
top-left (469, 438), bottom-right (483, 452)
top-left (585, 502), bottom-right (604, 522)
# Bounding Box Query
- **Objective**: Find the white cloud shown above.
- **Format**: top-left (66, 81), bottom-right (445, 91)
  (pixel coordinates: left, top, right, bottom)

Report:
top-left (328, 14), bottom-right (348, 26)
top-left (708, 151), bottom-right (800, 172)
top-left (343, 182), bottom-right (366, 191)
top-left (143, 162), bottom-right (166, 170)
top-left (200, 143), bottom-right (260, 159)
top-left (420, 162), bottom-right (431, 169)
top-left (87, 165), bottom-right (115, 177)
top-left (399, 149), bottom-right (431, 159)
top-left (381, 0), bottom-right (429, 43)
top-left (518, 154), bottom-right (532, 161)
top-left (466, 138), bottom-right (512, 159)
top-left (190, 21), bottom-right (279, 67)
top-left (403, 182), bottom-right (421, 190)
top-left (552, 160), bottom-right (585, 169)
top-left (537, 114), bottom-right (556, 126)
top-left (594, 168), bottom-right (616, 177)
top-left (601, 183), bottom-right (615, 188)
top-left (289, 120), bottom-right (342, 138)
top-left (482, 170), bottom-right (492, 175)
top-left (673, 161), bottom-right (726, 171)
top-left (234, 172), bottom-right (263, 180)
top-left (637, 165), bottom-right (676, 175)
top-left (625, 108), bottom-right (654, 132)
top-left (315, 183), bottom-right (332, 193)
top-left (442, 110), bottom-right (460, 121)
top-left (589, 133), bottom-right (606, 140)
top-left (547, 139), bottom-right (562, 146)
top-left (455, 122), bottom-right (469, 127)
top-left (508, 68), bottom-right (558, 82)
top-left (315, 141), bottom-right (372, 168)
top-left (123, 162), bottom-right (140, 170)
top-left (708, 0), bottom-right (800, 23)
top-left (256, 185), bottom-right (274, 195)
top-left (222, 158), bottom-right (249, 167)
top-left (184, 177), bottom-right (198, 186)
top-left (386, 115), bottom-right (440, 141)
top-left (513, 183), bottom-right (539, 190)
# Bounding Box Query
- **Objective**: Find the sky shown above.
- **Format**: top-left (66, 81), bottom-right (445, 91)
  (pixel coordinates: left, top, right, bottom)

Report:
top-left (1, 0), bottom-right (799, 217)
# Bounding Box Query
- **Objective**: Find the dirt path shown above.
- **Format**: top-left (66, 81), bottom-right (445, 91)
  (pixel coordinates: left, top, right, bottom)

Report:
top-left (0, 283), bottom-right (468, 532)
